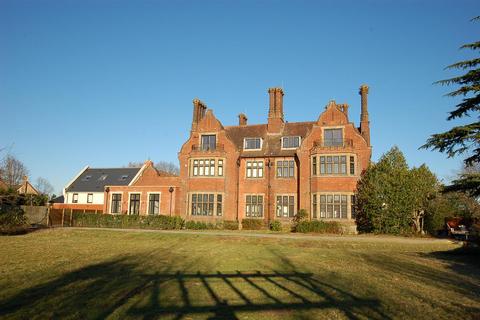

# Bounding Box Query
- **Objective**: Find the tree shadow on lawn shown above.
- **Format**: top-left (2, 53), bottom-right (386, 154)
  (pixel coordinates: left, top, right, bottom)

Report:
top-left (359, 250), bottom-right (480, 316)
top-left (0, 254), bottom-right (389, 319)
top-left (424, 246), bottom-right (480, 273)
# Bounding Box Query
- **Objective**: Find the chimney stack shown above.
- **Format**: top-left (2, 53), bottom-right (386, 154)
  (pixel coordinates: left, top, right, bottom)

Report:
top-left (359, 84), bottom-right (370, 146)
top-left (191, 98), bottom-right (207, 132)
top-left (238, 113), bottom-right (248, 126)
top-left (267, 87), bottom-right (284, 132)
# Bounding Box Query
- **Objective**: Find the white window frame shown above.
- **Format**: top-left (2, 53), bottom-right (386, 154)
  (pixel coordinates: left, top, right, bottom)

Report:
top-left (189, 192), bottom-right (224, 216)
top-left (246, 160), bottom-right (264, 179)
top-left (245, 194), bottom-right (265, 218)
top-left (311, 153), bottom-right (357, 177)
top-left (281, 136), bottom-right (301, 150)
top-left (190, 157), bottom-right (225, 178)
top-left (243, 137), bottom-right (263, 151)
top-left (110, 192), bottom-right (123, 214)
top-left (72, 193), bottom-right (78, 203)
top-left (147, 192), bottom-right (161, 215)
top-left (276, 159), bottom-right (295, 178)
top-left (87, 193), bottom-right (93, 203)
top-left (275, 194), bottom-right (296, 218)
top-left (313, 192), bottom-right (352, 220)
top-left (128, 192), bottom-right (142, 215)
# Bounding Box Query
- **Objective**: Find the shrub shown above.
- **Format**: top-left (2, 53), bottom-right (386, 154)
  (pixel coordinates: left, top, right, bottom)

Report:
top-left (294, 220), bottom-right (342, 234)
top-left (185, 220), bottom-right (216, 230)
top-left (0, 205), bottom-right (28, 235)
top-left (0, 190), bottom-right (29, 235)
top-left (269, 220), bottom-right (282, 232)
top-left (223, 220), bottom-right (239, 230)
top-left (241, 218), bottom-right (265, 230)
top-left (72, 213), bottom-right (184, 230)
top-left (293, 209), bottom-right (309, 225)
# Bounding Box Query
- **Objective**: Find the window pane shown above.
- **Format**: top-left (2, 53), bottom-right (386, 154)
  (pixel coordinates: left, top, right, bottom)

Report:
top-left (324, 129), bottom-right (343, 146)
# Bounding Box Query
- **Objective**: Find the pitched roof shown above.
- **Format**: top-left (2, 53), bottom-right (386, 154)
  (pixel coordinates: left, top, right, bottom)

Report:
top-left (224, 121), bottom-right (315, 157)
top-left (66, 167), bottom-right (141, 192)
top-left (16, 180), bottom-right (39, 195)
top-left (50, 195), bottom-right (64, 203)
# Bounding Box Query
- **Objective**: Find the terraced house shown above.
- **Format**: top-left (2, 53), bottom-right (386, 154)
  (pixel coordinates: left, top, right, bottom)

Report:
top-left (62, 85), bottom-right (372, 227)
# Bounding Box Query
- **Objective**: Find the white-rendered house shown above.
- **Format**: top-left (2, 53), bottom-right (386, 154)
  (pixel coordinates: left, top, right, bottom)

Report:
top-left (63, 166), bottom-right (142, 206)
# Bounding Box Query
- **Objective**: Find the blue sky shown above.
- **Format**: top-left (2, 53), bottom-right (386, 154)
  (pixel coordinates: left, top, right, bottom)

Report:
top-left (1, 0), bottom-right (479, 194)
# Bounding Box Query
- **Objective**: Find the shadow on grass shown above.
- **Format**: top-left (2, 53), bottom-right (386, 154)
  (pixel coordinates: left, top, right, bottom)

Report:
top-left (0, 255), bottom-right (389, 319)
top-left (426, 246), bottom-right (480, 270)
top-left (359, 248), bottom-right (480, 309)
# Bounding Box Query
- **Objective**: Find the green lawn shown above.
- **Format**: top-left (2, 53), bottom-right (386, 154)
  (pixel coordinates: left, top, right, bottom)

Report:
top-left (0, 229), bottom-right (479, 319)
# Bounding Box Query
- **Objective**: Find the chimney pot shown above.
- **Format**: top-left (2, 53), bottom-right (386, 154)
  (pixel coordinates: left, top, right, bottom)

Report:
top-left (238, 113), bottom-right (248, 126)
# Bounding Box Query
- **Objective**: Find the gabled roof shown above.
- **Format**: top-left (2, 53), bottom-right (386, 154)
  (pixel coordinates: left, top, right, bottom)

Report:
top-left (50, 195), bottom-right (64, 203)
top-left (16, 180), bottom-right (39, 195)
top-left (66, 167), bottom-right (141, 192)
top-left (224, 121), bottom-right (315, 157)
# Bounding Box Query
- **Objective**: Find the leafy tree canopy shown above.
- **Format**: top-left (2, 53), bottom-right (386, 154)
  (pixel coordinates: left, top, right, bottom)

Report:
top-left (356, 146), bottom-right (439, 234)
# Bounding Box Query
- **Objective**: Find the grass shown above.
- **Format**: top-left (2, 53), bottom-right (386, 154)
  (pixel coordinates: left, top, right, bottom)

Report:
top-left (0, 229), bottom-right (479, 319)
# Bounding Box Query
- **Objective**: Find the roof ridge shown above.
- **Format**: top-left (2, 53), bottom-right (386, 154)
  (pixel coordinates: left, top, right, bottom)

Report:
top-left (85, 167), bottom-right (141, 170)
top-left (225, 123), bottom-right (267, 128)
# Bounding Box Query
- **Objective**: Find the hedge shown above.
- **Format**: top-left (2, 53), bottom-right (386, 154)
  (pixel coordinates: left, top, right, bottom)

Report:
top-left (294, 220), bottom-right (342, 234)
top-left (223, 220), bottom-right (239, 230)
top-left (72, 213), bottom-right (184, 230)
top-left (242, 218), bottom-right (265, 230)
top-left (185, 221), bottom-right (217, 230)
top-left (184, 220), bottom-right (240, 230)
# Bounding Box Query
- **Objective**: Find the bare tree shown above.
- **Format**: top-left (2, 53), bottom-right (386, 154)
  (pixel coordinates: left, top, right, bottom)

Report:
top-left (0, 155), bottom-right (29, 187)
top-left (155, 160), bottom-right (180, 176)
top-left (126, 160), bottom-right (179, 176)
top-left (126, 161), bottom-right (143, 168)
top-left (35, 177), bottom-right (54, 195)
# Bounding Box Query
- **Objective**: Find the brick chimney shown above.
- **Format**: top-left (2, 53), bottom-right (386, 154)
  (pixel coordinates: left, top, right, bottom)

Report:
top-left (191, 98), bottom-right (207, 132)
top-left (267, 87), bottom-right (284, 133)
top-left (359, 84), bottom-right (370, 146)
top-left (238, 113), bottom-right (248, 126)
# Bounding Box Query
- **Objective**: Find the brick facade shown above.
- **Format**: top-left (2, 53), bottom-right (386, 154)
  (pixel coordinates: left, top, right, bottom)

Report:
top-left (101, 86), bottom-right (372, 224)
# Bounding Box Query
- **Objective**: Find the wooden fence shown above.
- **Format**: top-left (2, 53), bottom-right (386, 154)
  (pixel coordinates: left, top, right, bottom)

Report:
top-left (48, 208), bottom-right (102, 227)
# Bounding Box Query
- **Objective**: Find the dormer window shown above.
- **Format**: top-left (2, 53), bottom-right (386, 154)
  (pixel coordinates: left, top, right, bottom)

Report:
top-left (281, 136), bottom-right (300, 149)
top-left (120, 175), bottom-right (128, 181)
top-left (98, 174), bottom-right (108, 181)
top-left (244, 138), bottom-right (262, 150)
top-left (82, 175), bottom-right (92, 181)
top-left (201, 135), bottom-right (216, 151)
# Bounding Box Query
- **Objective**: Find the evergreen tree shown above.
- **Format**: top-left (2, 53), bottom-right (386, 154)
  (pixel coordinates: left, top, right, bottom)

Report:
top-left (356, 147), bottom-right (438, 234)
top-left (422, 17), bottom-right (480, 196)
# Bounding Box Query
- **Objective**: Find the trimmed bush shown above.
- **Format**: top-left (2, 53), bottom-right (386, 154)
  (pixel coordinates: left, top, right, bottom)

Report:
top-left (185, 221), bottom-right (216, 230)
top-left (241, 218), bottom-right (265, 230)
top-left (72, 213), bottom-right (184, 230)
top-left (294, 220), bottom-right (342, 234)
top-left (223, 220), bottom-right (239, 230)
top-left (269, 220), bottom-right (282, 232)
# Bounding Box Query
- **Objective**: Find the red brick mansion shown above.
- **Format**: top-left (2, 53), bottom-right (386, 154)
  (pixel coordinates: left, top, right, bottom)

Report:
top-left (60, 86), bottom-right (372, 225)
